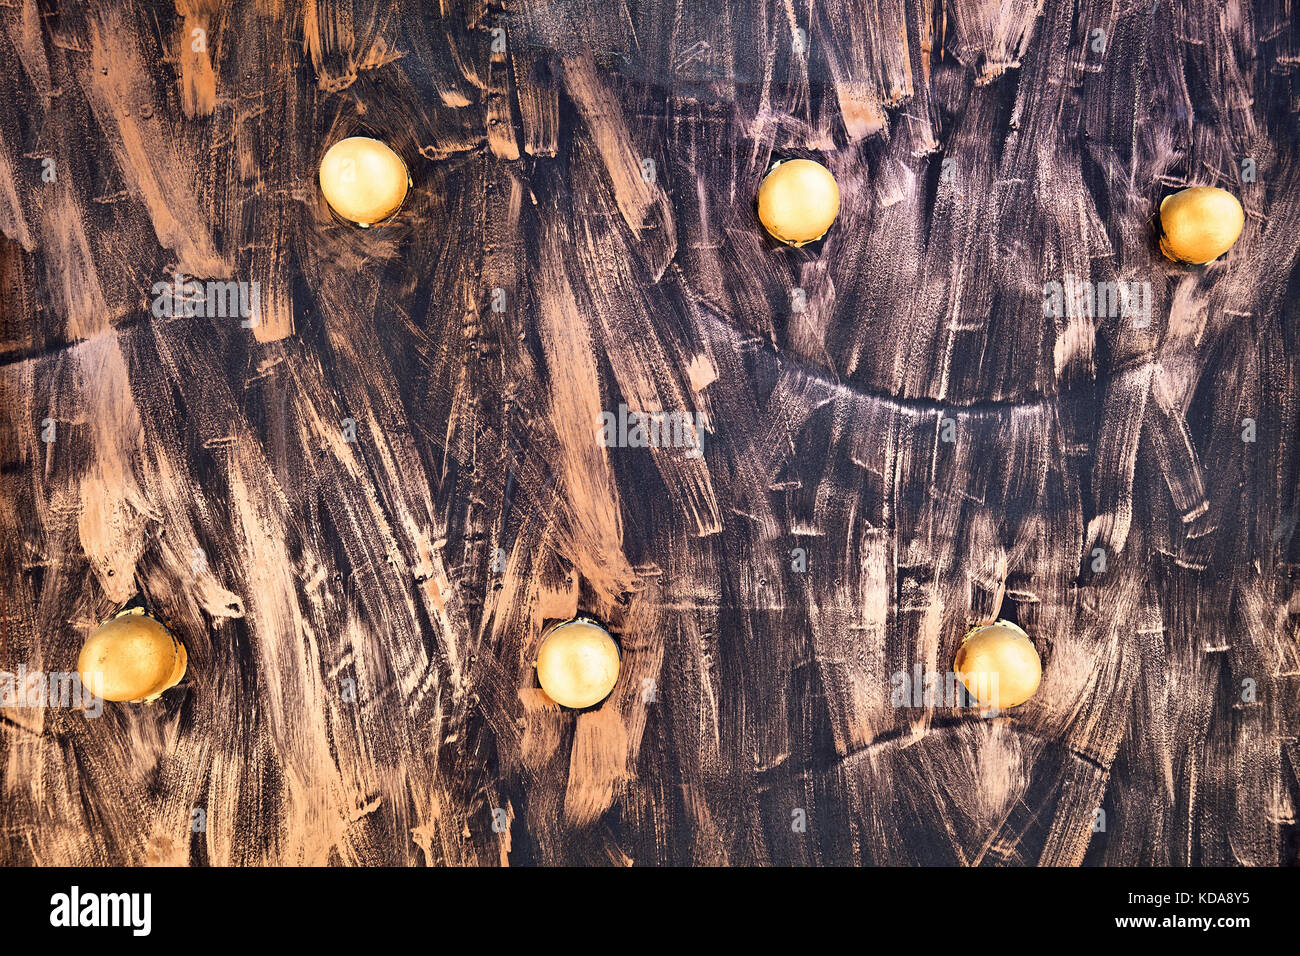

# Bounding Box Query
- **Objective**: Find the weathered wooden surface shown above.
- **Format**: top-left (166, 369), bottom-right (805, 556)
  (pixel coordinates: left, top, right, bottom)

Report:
top-left (1, 0), bottom-right (1298, 866)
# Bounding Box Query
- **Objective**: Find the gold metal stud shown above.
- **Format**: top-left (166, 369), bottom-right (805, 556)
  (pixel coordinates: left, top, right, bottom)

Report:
top-left (757, 159), bottom-right (841, 246)
top-left (535, 616), bottom-right (620, 710)
top-left (319, 136), bottom-right (411, 227)
top-left (77, 608), bottom-right (187, 703)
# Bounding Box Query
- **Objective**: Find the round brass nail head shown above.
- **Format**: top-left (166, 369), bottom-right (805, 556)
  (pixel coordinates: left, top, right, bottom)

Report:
top-left (757, 158), bottom-right (841, 246)
top-left (535, 617), bottom-right (620, 710)
top-left (1158, 186), bottom-right (1244, 264)
top-left (319, 136), bottom-right (411, 227)
top-left (77, 608), bottom-right (187, 703)
top-left (953, 619), bottom-right (1041, 710)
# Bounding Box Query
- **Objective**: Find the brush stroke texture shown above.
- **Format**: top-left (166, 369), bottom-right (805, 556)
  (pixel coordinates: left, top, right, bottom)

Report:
top-left (0, 0), bottom-right (1298, 866)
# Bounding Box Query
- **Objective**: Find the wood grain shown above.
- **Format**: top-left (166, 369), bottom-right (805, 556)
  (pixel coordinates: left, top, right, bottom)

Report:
top-left (0, 0), bottom-right (1297, 866)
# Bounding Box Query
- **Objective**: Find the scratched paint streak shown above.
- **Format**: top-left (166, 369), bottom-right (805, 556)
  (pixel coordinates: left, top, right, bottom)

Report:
top-left (82, 8), bottom-right (229, 278)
